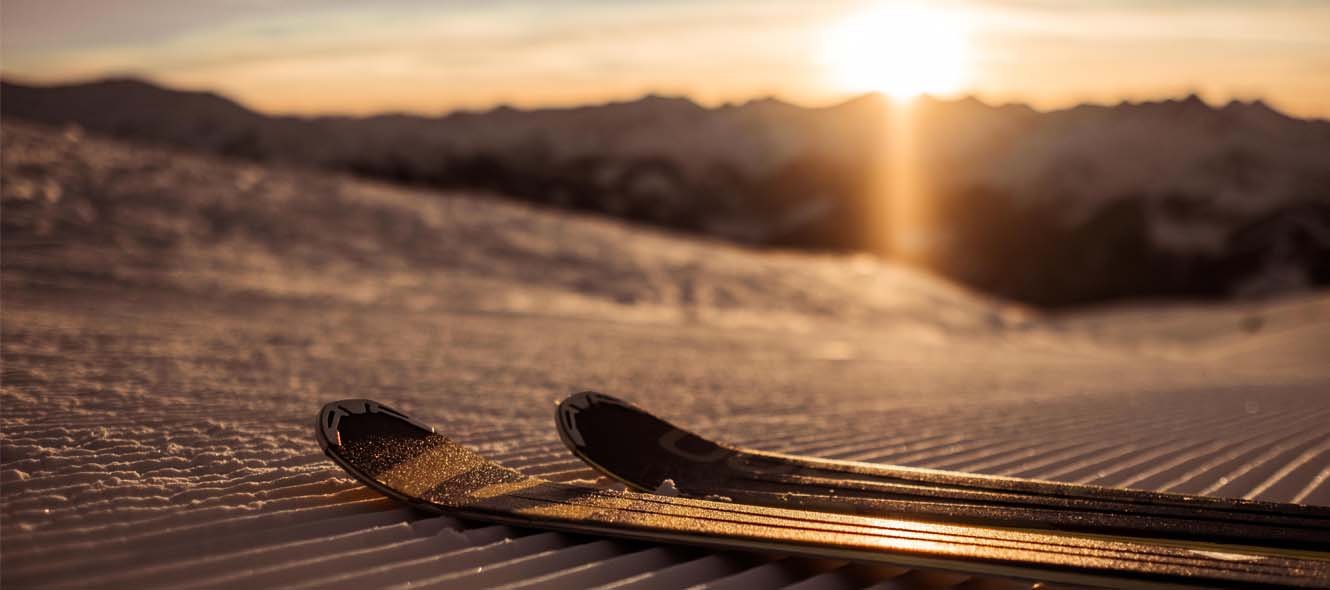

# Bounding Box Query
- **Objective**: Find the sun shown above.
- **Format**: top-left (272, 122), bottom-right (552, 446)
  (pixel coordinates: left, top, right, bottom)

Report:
top-left (822, 2), bottom-right (971, 101)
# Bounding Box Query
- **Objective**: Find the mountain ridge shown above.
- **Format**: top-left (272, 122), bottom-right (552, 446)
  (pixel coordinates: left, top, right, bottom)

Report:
top-left (7, 76), bottom-right (1323, 127)
top-left (4, 76), bottom-right (1328, 306)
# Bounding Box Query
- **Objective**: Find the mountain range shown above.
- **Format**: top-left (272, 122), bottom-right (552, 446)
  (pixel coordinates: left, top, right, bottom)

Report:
top-left (3, 77), bottom-right (1328, 306)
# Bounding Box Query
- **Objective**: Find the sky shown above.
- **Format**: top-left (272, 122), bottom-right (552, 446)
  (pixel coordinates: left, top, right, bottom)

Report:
top-left (3, 0), bottom-right (1330, 118)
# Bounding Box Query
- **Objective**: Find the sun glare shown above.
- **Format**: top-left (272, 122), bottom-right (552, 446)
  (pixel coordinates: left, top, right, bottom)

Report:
top-left (823, 2), bottom-right (971, 101)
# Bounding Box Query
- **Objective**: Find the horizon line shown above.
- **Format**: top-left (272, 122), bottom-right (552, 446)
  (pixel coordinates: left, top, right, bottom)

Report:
top-left (1, 72), bottom-right (1321, 124)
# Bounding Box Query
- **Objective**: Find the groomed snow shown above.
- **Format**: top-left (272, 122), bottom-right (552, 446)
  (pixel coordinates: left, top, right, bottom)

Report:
top-left (3, 121), bottom-right (1329, 589)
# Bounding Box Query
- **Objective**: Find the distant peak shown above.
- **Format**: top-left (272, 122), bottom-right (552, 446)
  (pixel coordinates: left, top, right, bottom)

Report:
top-left (915, 94), bottom-right (994, 111)
top-left (1220, 98), bottom-right (1291, 122)
top-left (953, 95), bottom-right (988, 107)
top-left (640, 92), bottom-right (689, 103)
top-left (1224, 98), bottom-right (1274, 112)
top-left (1181, 93), bottom-right (1207, 107)
top-left (92, 76), bottom-right (160, 88)
top-left (742, 96), bottom-right (795, 109)
top-left (831, 93), bottom-right (889, 111)
top-left (1, 75), bottom-right (158, 92)
top-left (633, 93), bottom-right (702, 110)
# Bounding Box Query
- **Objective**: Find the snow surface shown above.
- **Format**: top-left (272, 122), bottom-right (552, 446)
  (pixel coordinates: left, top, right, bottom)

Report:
top-left (3, 120), bottom-right (1330, 589)
top-left (652, 480), bottom-right (681, 498)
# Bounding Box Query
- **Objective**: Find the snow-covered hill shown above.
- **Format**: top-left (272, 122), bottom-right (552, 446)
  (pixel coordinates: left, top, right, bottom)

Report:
top-left (0, 119), bottom-right (1000, 332)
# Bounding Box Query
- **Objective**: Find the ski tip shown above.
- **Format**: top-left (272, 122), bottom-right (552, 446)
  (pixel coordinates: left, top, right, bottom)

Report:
top-left (316, 399), bottom-right (434, 452)
top-left (555, 391), bottom-right (731, 493)
top-left (556, 391), bottom-right (637, 449)
top-left (315, 398), bottom-right (520, 508)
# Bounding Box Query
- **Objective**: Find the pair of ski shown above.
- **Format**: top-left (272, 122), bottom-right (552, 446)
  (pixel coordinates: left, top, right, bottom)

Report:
top-left (316, 393), bottom-right (1330, 589)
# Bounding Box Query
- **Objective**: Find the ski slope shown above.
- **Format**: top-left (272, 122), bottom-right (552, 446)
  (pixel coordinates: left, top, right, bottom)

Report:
top-left (4, 120), bottom-right (1330, 589)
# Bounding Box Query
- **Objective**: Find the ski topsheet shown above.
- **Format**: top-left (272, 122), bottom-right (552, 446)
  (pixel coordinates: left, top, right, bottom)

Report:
top-left (317, 399), bottom-right (1330, 589)
top-left (556, 392), bottom-right (1330, 550)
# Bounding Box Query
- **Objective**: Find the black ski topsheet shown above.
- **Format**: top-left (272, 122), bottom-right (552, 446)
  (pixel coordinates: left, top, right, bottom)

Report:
top-left (317, 398), bottom-right (1330, 589)
top-left (555, 391), bottom-right (1330, 550)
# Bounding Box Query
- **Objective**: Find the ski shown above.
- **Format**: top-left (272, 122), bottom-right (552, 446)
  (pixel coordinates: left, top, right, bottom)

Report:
top-left (317, 398), bottom-right (1330, 589)
top-left (555, 391), bottom-right (1330, 550)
